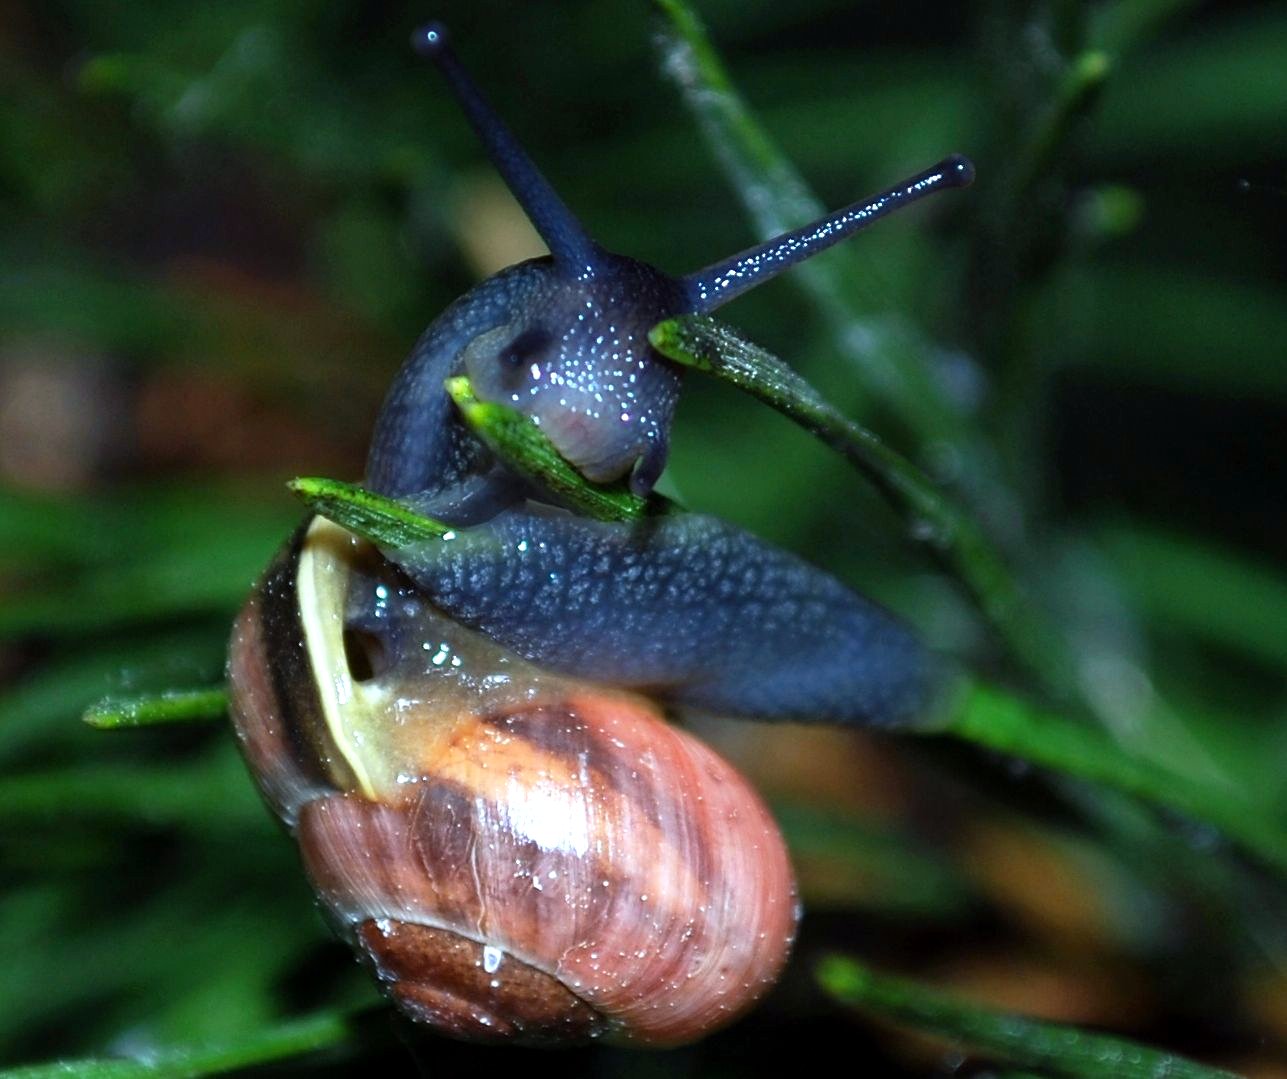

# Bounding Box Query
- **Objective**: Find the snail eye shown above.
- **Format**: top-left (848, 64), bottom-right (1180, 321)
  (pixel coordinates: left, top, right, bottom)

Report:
top-left (343, 625), bottom-right (390, 682)
top-left (498, 326), bottom-right (552, 379)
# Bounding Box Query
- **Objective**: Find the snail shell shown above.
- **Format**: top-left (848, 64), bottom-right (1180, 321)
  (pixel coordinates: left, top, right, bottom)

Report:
top-left (228, 517), bottom-right (799, 1045)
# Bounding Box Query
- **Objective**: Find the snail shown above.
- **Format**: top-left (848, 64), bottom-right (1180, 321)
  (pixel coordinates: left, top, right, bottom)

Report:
top-left (227, 22), bottom-right (971, 1047)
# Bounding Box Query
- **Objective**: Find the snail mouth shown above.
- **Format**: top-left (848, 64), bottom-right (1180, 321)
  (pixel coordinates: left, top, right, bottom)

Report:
top-left (537, 406), bottom-right (642, 486)
top-left (355, 918), bottom-right (610, 1045)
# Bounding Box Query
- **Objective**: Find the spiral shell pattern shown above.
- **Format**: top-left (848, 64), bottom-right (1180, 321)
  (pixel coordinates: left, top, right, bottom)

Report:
top-left (229, 518), bottom-right (798, 1045)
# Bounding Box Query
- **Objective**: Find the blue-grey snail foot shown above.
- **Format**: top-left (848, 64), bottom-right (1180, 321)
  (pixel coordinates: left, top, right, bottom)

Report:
top-left (382, 508), bottom-right (949, 730)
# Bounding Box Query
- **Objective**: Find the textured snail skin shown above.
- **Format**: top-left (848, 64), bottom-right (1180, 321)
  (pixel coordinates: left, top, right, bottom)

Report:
top-left (229, 519), bottom-right (798, 1045)
top-left (366, 255), bottom-right (686, 503)
top-left (385, 505), bottom-right (943, 729)
top-left (345, 22), bottom-right (966, 740)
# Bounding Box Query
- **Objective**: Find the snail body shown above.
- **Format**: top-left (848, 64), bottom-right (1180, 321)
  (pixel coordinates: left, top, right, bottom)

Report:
top-left (229, 21), bottom-right (971, 1046)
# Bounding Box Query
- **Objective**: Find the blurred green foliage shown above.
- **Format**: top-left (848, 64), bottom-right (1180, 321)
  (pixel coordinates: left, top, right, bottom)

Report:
top-left (2, 0), bottom-right (1286, 1074)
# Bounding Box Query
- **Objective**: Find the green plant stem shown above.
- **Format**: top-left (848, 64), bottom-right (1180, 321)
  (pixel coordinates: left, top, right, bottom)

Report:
top-left (445, 376), bottom-right (655, 521)
top-left (0, 1009), bottom-right (368, 1079)
top-left (83, 687), bottom-right (228, 730)
top-left (288, 477), bottom-right (448, 545)
top-left (0, 629), bottom-right (227, 763)
top-left (651, 0), bottom-right (959, 441)
top-left (1011, 50), bottom-right (1112, 201)
top-left (650, 314), bottom-right (1070, 695)
top-left (1100, 521), bottom-right (1287, 670)
top-left (817, 954), bottom-right (1237, 1078)
top-left (1091, 0), bottom-right (1202, 56)
top-left (942, 679), bottom-right (1287, 876)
